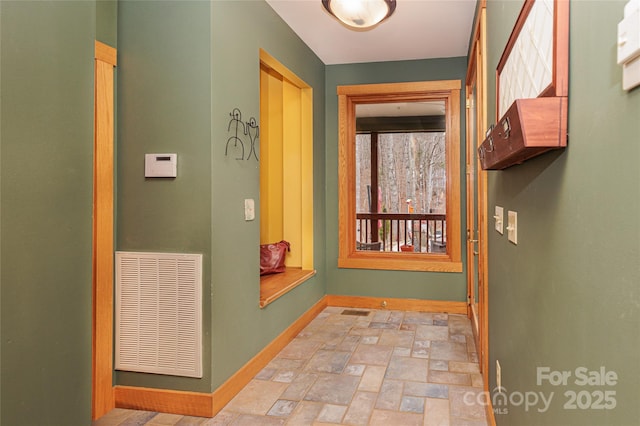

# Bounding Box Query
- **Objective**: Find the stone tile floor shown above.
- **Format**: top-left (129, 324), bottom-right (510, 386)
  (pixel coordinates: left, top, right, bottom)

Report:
top-left (94, 307), bottom-right (488, 425)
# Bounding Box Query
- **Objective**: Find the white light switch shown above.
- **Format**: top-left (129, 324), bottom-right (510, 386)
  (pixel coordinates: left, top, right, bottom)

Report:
top-left (623, 51), bottom-right (640, 90)
top-left (507, 210), bottom-right (518, 244)
top-left (244, 199), bottom-right (255, 221)
top-left (494, 206), bottom-right (504, 234)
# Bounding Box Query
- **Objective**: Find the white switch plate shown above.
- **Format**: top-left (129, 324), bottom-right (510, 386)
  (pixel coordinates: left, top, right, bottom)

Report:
top-left (617, 3), bottom-right (640, 64)
top-left (618, 0), bottom-right (640, 90)
top-left (494, 206), bottom-right (504, 234)
top-left (244, 199), bottom-right (255, 221)
top-left (507, 210), bottom-right (518, 244)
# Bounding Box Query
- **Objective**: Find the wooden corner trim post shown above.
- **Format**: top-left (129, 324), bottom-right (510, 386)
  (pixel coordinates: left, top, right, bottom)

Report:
top-left (92, 40), bottom-right (117, 420)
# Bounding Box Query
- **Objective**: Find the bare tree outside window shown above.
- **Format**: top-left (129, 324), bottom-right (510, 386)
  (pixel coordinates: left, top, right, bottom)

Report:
top-left (356, 132), bottom-right (446, 215)
top-left (355, 131), bottom-right (446, 252)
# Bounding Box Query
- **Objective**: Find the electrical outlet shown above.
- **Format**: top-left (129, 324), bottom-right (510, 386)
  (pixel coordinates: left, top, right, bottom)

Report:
top-left (496, 360), bottom-right (503, 391)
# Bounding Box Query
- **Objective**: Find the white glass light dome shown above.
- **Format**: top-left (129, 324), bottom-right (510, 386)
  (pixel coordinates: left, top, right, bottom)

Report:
top-left (322, 0), bottom-right (396, 29)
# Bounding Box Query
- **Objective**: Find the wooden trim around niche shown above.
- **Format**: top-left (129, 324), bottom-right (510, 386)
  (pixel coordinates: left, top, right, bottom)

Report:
top-left (259, 268), bottom-right (317, 308)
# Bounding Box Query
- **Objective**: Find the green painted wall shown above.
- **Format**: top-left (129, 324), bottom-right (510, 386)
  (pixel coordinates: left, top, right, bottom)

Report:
top-left (486, 1), bottom-right (640, 424)
top-left (209, 0), bottom-right (326, 390)
top-left (6, 1), bottom-right (637, 422)
top-left (116, 0), bottom-right (326, 392)
top-left (0, 1), bottom-right (96, 425)
top-left (116, 0), bottom-right (213, 392)
top-left (96, 0), bottom-right (117, 47)
top-left (325, 58), bottom-right (468, 302)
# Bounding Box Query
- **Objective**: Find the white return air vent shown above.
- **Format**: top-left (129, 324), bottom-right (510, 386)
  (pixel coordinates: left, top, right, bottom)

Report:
top-left (115, 251), bottom-right (202, 378)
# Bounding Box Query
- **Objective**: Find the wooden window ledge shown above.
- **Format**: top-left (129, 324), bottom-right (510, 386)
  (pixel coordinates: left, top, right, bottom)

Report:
top-left (260, 267), bottom-right (316, 308)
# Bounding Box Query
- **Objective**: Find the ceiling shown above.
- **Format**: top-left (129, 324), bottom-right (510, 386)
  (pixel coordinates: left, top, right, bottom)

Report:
top-left (265, 0), bottom-right (478, 65)
top-left (356, 101), bottom-right (444, 117)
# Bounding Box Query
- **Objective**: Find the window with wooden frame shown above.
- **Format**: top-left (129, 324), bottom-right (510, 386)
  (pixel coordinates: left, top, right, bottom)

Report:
top-left (337, 81), bottom-right (462, 272)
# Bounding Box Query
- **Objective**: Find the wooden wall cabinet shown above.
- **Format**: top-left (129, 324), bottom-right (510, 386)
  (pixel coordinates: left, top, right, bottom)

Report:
top-left (480, 0), bottom-right (569, 170)
top-left (479, 97), bottom-right (567, 170)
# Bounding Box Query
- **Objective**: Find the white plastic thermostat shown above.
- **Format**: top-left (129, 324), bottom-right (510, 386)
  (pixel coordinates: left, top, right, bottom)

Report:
top-left (145, 153), bottom-right (177, 178)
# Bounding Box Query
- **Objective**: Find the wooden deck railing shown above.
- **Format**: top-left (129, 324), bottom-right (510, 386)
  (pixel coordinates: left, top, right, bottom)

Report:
top-left (356, 213), bottom-right (446, 253)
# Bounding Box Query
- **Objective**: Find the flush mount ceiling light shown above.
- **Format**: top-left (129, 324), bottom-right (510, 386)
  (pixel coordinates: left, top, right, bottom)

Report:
top-left (322, 0), bottom-right (397, 30)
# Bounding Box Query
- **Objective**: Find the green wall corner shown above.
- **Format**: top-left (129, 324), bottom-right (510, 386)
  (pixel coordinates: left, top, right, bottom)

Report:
top-left (486, 1), bottom-right (640, 424)
top-left (1, 1), bottom-right (96, 424)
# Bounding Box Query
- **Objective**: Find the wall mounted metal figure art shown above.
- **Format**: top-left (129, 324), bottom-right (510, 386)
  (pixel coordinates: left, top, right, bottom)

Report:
top-left (226, 108), bottom-right (259, 161)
